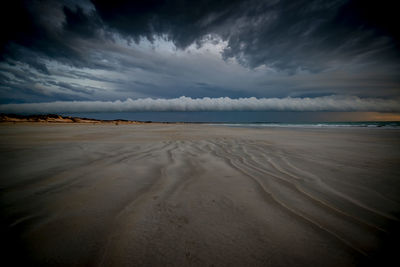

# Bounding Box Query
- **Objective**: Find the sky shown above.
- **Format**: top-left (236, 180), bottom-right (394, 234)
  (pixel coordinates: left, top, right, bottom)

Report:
top-left (0, 0), bottom-right (399, 121)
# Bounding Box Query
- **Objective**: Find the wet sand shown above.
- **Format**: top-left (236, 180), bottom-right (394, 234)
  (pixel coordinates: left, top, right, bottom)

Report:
top-left (1, 124), bottom-right (399, 266)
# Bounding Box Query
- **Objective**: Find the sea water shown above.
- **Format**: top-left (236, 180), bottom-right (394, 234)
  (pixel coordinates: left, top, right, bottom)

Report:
top-left (61, 111), bottom-right (400, 128)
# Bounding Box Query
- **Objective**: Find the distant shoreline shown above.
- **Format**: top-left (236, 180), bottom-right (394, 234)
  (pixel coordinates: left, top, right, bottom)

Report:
top-left (1, 114), bottom-right (399, 128)
top-left (0, 113), bottom-right (181, 124)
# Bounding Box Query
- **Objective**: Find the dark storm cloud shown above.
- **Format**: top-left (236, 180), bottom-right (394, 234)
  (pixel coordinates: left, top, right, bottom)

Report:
top-left (63, 5), bottom-right (100, 38)
top-left (0, 59), bottom-right (97, 103)
top-left (91, 0), bottom-right (400, 72)
top-left (1, 0), bottom-right (398, 73)
top-left (90, 0), bottom-right (245, 47)
top-left (0, 0), bottom-right (104, 70)
top-left (46, 80), bottom-right (95, 95)
top-left (0, 0), bottom-right (399, 106)
top-left (227, 0), bottom-right (400, 71)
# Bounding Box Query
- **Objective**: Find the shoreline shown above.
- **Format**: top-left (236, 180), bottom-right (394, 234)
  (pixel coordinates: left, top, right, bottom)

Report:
top-left (0, 113), bottom-right (162, 124)
top-left (2, 113), bottom-right (399, 126)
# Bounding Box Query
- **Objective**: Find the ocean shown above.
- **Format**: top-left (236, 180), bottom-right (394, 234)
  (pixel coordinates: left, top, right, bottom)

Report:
top-left (210, 121), bottom-right (400, 128)
top-left (61, 111), bottom-right (400, 128)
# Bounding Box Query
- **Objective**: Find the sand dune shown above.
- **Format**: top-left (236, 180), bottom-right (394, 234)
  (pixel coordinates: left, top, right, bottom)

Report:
top-left (1, 124), bottom-right (399, 266)
top-left (0, 114), bottom-right (149, 124)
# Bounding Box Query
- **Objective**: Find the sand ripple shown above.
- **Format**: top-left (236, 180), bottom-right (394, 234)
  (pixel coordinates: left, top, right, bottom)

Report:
top-left (1, 124), bottom-right (399, 266)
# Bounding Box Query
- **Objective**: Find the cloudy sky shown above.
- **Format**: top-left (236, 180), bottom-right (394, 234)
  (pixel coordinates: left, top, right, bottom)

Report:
top-left (0, 0), bottom-right (399, 120)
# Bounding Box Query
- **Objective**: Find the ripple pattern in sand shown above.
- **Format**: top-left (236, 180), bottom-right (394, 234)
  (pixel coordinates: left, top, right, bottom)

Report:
top-left (1, 125), bottom-right (400, 266)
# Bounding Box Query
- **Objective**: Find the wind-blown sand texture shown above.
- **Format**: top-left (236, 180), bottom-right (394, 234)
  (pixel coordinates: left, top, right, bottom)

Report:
top-left (1, 124), bottom-right (399, 266)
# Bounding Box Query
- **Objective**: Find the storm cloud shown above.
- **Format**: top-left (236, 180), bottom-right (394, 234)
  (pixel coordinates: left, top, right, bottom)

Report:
top-left (92, 0), bottom-right (400, 71)
top-left (0, 0), bottom-right (399, 114)
top-left (1, 96), bottom-right (399, 114)
top-left (2, 0), bottom-right (399, 72)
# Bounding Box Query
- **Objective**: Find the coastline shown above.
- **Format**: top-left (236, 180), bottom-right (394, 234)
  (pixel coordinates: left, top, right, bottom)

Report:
top-left (0, 114), bottom-right (158, 124)
top-left (1, 114), bottom-right (400, 128)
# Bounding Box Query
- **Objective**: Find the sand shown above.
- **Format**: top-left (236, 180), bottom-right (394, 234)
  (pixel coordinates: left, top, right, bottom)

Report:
top-left (0, 124), bottom-right (399, 266)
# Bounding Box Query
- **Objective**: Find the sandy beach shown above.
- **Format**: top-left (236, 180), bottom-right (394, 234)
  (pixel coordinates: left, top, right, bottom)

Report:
top-left (0, 124), bottom-right (399, 266)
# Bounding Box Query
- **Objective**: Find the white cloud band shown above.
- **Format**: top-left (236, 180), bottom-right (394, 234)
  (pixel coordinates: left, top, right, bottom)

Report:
top-left (1, 96), bottom-right (399, 114)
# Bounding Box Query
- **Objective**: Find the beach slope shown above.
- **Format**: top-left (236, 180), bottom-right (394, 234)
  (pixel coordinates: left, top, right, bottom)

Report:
top-left (1, 124), bottom-right (399, 266)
